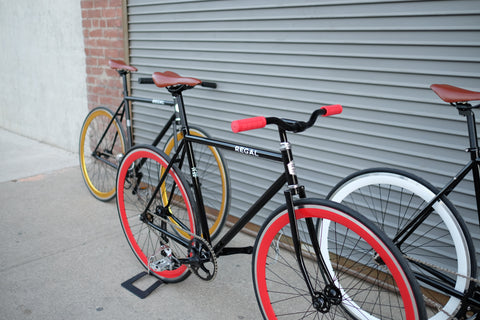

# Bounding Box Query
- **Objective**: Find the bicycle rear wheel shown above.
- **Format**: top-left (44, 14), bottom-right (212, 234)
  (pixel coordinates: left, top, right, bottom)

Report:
top-left (164, 127), bottom-right (230, 239)
top-left (79, 107), bottom-right (126, 201)
top-left (328, 168), bottom-right (476, 320)
top-left (253, 198), bottom-right (426, 320)
top-left (116, 145), bottom-right (198, 282)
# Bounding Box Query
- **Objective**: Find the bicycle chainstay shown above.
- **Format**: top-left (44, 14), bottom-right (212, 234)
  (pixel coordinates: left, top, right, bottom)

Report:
top-left (147, 210), bottom-right (218, 281)
top-left (404, 254), bottom-right (480, 320)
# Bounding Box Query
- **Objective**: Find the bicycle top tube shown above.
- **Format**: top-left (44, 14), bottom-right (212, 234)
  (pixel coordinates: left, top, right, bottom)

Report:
top-left (178, 105), bottom-right (343, 164)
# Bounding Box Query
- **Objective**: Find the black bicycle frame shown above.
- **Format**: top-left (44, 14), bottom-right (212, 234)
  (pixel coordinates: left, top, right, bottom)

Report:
top-left (395, 106), bottom-right (480, 246)
top-left (391, 103), bottom-right (480, 309)
top-left (91, 69), bottom-right (175, 169)
top-left (163, 131), bottom-right (337, 299)
top-left (149, 89), bottom-right (338, 300)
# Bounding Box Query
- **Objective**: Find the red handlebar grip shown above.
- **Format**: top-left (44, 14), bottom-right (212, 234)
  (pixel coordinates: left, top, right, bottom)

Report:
top-left (321, 104), bottom-right (343, 116)
top-left (231, 116), bottom-right (267, 133)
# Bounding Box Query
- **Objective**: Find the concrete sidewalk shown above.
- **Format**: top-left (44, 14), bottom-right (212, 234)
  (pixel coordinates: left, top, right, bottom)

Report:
top-left (0, 128), bottom-right (261, 319)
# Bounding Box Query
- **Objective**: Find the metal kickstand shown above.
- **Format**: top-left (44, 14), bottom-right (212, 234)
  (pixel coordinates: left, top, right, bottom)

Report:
top-left (121, 271), bottom-right (165, 299)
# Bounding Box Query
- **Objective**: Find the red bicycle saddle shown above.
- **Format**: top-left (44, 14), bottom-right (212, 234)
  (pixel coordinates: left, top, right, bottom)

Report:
top-left (108, 59), bottom-right (138, 72)
top-left (431, 84), bottom-right (480, 103)
top-left (152, 71), bottom-right (201, 88)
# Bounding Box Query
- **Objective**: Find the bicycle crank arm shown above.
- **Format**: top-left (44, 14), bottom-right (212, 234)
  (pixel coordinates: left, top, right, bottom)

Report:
top-left (216, 246), bottom-right (253, 256)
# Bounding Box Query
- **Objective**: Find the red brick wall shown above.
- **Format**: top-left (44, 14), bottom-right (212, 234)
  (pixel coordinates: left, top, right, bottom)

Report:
top-left (81, 0), bottom-right (126, 111)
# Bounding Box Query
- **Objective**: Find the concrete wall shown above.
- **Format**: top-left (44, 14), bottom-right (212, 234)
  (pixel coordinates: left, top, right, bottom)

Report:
top-left (0, 1), bottom-right (88, 152)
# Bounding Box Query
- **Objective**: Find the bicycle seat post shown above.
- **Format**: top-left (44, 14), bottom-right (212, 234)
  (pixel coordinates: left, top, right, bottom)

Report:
top-left (458, 106), bottom-right (479, 159)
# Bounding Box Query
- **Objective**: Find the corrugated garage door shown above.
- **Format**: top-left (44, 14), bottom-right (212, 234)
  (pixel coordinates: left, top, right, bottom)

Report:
top-left (125, 0), bottom-right (480, 272)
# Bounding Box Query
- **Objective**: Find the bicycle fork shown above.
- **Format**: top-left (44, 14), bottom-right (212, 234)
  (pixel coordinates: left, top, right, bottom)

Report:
top-left (284, 190), bottom-right (342, 312)
top-left (279, 129), bottom-right (342, 312)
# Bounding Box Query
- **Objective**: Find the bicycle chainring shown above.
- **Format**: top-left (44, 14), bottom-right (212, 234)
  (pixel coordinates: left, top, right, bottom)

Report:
top-left (188, 237), bottom-right (218, 281)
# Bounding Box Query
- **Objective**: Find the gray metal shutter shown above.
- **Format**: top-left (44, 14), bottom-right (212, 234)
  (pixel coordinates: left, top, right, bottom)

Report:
top-left (125, 0), bottom-right (480, 271)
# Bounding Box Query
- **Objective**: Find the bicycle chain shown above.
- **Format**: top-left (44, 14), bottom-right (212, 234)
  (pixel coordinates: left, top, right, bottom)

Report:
top-left (404, 254), bottom-right (480, 320)
top-left (149, 212), bottom-right (218, 282)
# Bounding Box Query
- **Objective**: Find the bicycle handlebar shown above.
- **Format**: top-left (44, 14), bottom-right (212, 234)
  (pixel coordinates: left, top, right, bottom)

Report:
top-left (138, 77), bottom-right (217, 88)
top-left (200, 81), bottom-right (217, 89)
top-left (138, 77), bottom-right (154, 84)
top-left (231, 104), bottom-right (342, 133)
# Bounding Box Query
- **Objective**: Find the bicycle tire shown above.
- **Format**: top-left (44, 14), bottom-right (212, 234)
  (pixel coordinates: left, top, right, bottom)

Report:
top-left (164, 127), bottom-right (230, 239)
top-left (327, 168), bottom-right (476, 320)
top-left (253, 198), bottom-right (426, 320)
top-left (79, 107), bottom-right (126, 201)
top-left (116, 145), bottom-right (198, 283)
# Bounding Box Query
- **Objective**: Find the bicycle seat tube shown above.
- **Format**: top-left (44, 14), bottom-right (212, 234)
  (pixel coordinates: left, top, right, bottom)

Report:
top-left (459, 104), bottom-right (480, 225)
top-left (117, 69), bottom-right (134, 148)
top-left (170, 87), bottom-right (212, 244)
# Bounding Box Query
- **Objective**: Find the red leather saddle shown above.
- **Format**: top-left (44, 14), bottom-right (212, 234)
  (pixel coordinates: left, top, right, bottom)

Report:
top-left (108, 60), bottom-right (138, 72)
top-left (431, 84), bottom-right (480, 103)
top-left (152, 71), bottom-right (201, 88)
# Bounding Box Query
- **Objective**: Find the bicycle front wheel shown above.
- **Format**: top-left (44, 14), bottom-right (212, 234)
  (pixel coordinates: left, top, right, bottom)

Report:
top-left (79, 107), bottom-right (126, 201)
top-left (164, 127), bottom-right (230, 239)
top-left (328, 168), bottom-right (476, 320)
top-left (116, 145), bottom-right (198, 282)
top-left (253, 198), bottom-right (426, 320)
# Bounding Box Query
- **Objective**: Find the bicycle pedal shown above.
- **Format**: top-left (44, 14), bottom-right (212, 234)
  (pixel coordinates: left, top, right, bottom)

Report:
top-left (121, 271), bottom-right (164, 299)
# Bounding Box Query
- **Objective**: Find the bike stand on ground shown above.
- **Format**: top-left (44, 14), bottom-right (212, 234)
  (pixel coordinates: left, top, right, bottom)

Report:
top-left (121, 271), bottom-right (165, 299)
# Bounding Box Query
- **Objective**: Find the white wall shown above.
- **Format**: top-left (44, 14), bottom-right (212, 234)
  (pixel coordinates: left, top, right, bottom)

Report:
top-left (0, 0), bottom-right (87, 152)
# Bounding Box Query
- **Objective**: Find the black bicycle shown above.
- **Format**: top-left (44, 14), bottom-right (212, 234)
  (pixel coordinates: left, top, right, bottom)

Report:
top-left (326, 84), bottom-right (480, 320)
top-left (79, 60), bottom-right (230, 239)
top-left (115, 71), bottom-right (427, 319)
